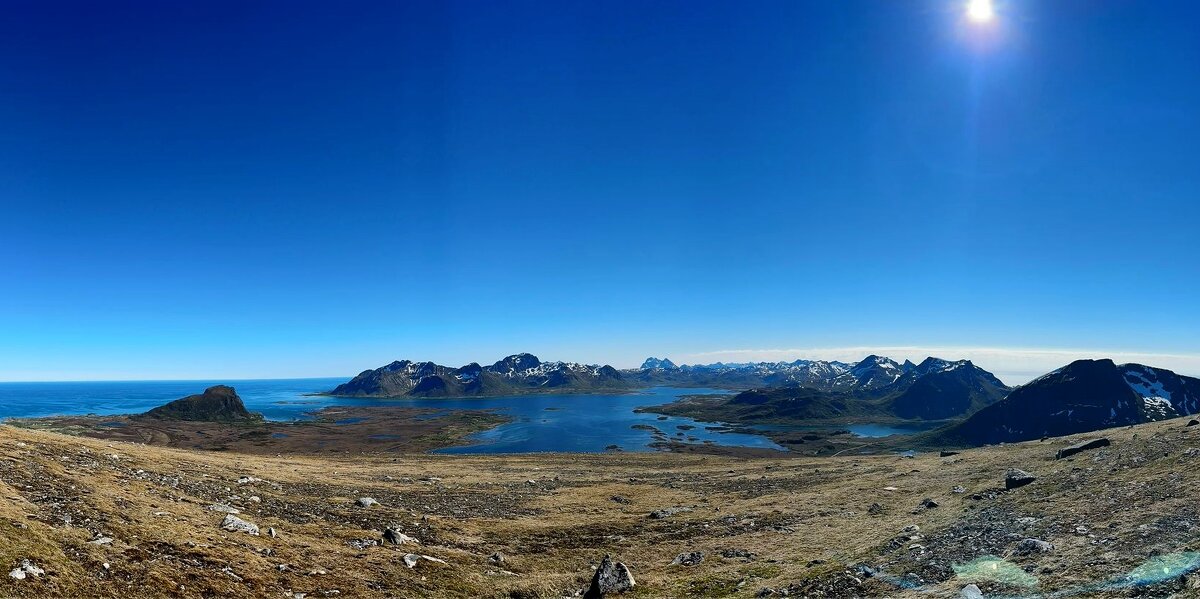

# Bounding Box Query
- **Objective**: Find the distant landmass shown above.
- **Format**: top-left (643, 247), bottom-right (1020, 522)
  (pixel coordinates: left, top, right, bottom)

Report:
top-left (329, 352), bottom-right (1014, 414)
top-left (932, 359), bottom-right (1200, 445)
top-left (140, 385), bottom-right (263, 422)
top-left (327, 353), bottom-right (626, 397)
top-left (644, 356), bottom-right (1010, 424)
top-left (329, 352), bottom-right (1200, 450)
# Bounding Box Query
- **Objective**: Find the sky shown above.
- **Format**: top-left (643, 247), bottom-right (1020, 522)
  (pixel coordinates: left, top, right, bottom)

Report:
top-left (2, 0), bottom-right (1198, 383)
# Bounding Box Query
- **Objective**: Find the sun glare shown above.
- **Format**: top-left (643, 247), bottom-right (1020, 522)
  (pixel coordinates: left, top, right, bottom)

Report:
top-left (967, 0), bottom-right (995, 23)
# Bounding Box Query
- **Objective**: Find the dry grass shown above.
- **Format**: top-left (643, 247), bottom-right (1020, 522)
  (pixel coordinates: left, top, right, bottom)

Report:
top-left (1, 418), bottom-right (1199, 598)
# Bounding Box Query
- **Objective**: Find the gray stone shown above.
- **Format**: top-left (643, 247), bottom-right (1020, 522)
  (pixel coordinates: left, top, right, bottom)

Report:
top-left (221, 514), bottom-right (260, 535)
top-left (961, 583), bottom-right (984, 598)
top-left (1055, 438), bottom-right (1110, 459)
top-left (585, 554), bottom-right (636, 598)
top-left (648, 507), bottom-right (691, 519)
top-left (8, 560), bottom-right (44, 581)
top-left (670, 551), bottom-right (704, 566)
top-left (1005, 468), bottom-right (1037, 490)
top-left (355, 497), bottom-right (378, 508)
top-left (382, 528), bottom-right (417, 545)
top-left (1011, 538), bottom-right (1054, 555)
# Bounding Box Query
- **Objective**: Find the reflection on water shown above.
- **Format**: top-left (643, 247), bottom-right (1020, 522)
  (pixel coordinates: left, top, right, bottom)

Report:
top-left (952, 555), bottom-right (1039, 588)
top-left (863, 551), bottom-right (1200, 597)
top-left (1109, 552), bottom-right (1200, 589)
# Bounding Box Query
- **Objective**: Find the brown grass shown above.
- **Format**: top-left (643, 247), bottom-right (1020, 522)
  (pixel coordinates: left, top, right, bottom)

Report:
top-left (1, 418), bottom-right (1198, 597)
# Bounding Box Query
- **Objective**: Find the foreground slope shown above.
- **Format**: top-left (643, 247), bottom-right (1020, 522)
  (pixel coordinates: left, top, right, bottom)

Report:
top-left (2, 419), bottom-right (1200, 597)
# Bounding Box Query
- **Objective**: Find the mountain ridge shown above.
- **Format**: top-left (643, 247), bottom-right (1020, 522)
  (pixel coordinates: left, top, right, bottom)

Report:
top-left (932, 358), bottom-right (1200, 445)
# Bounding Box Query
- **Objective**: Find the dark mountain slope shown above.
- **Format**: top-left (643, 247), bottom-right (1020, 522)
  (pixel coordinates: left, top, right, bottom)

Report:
top-left (934, 359), bottom-right (1200, 445)
top-left (883, 359), bottom-right (1009, 419)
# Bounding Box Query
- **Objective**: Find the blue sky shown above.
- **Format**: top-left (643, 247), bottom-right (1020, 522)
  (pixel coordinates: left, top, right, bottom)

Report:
top-left (2, 1), bottom-right (1198, 382)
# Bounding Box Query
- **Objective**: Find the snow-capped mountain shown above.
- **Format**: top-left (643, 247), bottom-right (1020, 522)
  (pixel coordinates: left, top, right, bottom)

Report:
top-left (938, 359), bottom-right (1200, 445)
top-left (640, 357), bottom-right (679, 370)
top-left (329, 353), bottom-right (625, 397)
top-left (626, 355), bottom-right (993, 394)
top-left (832, 355), bottom-right (905, 390)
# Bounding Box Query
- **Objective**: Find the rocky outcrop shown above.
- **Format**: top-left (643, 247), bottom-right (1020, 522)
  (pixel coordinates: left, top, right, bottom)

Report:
top-left (1055, 438), bottom-right (1111, 459)
top-left (142, 385), bottom-right (262, 422)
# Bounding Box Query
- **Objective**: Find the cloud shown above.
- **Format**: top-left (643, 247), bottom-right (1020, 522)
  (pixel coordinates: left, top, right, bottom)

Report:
top-left (677, 346), bottom-right (1200, 385)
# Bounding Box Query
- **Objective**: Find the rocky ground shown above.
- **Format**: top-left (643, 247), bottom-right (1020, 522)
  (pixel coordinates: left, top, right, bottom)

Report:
top-left (1, 418), bottom-right (1199, 598)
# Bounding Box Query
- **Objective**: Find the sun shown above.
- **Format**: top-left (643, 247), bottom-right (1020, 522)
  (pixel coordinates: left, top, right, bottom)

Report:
top-left (967, 0), bottom-right (995, 23)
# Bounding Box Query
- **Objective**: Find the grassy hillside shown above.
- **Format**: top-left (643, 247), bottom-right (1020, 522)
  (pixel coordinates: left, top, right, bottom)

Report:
top-left (1, 419), bottom-right (1198, 597)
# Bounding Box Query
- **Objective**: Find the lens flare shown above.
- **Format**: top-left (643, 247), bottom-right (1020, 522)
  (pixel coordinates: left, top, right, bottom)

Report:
top-left (967, 0), bottom-right (995, 23)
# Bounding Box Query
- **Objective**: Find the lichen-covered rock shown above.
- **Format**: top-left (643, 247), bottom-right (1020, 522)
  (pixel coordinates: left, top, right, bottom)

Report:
top-left (221, 514), bottom-right (259, 535)
top-left (1005, 468), bottom-right (1037, 490)
top-left (585, 554), bottom-right (635, 597)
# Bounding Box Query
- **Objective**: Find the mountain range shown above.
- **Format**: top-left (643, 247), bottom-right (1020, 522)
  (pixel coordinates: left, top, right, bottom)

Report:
top-left (329, 353), bottom-right (1200, 448)
top-left (328, 353), bottom-right (625, 397)
top-left (644, 356), bottom-right (1011, 423)
top-left (933, 358), bottom-right (1200, 444)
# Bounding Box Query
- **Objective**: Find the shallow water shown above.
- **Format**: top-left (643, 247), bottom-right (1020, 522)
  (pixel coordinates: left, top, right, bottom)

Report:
top-left (0, 380), bottom-right (782, 452)
top-left (0, 380), bottom-right (928, 453)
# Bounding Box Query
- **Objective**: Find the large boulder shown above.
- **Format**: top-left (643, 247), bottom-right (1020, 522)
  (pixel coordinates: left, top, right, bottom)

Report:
top-left (1005, 468), bottom-right (1037, 490)
top-left (584, 555), bottom-right (635, 598)
top-left (1055, 438), bottom-right (1110, 459)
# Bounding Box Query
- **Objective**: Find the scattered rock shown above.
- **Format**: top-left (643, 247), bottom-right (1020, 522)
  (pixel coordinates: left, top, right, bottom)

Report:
top-left (610, 495), bottom-right (632, 505)
top-left (585, 555), bottom-right (636, 598)
top-left (221, 514), bottom-right (260, 535)
top-left (1055, 438), bottom-right (1111, 459)
top-left (670, 551), bottom-right (704, 566)
top-left (1005, 468), bottom-right (1037, 490)
top-left (268, 527), bottom-right (278, 538)
top-left (89, 536), bottom-right (114, 545)
top-left (9, 560), bottom-right (44, 580)
top-left (488, 552), bottom-right (504, 565)
top-left (1011, 538), bottom-right (1054, 555)
top-left (648, 507), bottom-right (691, 519)
top-left (355, 497), bottom-right (378, 508)
top-left (951, 485), bottom-right (967, 493)
top-left (915, 498), bottom-right (939, 512)
top-left (382, 528), bottom-right (417, 545)
top-left (868, 502), bottom-right (885, 515)
top-left (940, 451), bottom-right (960, 457)
top-left (208, 503), bottom-right (240, 514)
top-left (237, 476), bottom-right (261, 485)
top-left (961, 583), bottom-right (984, 598)
top-left (402, 554), bottom-right (446, 569)
top-left (719, 548), bottom-right (756, 560)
